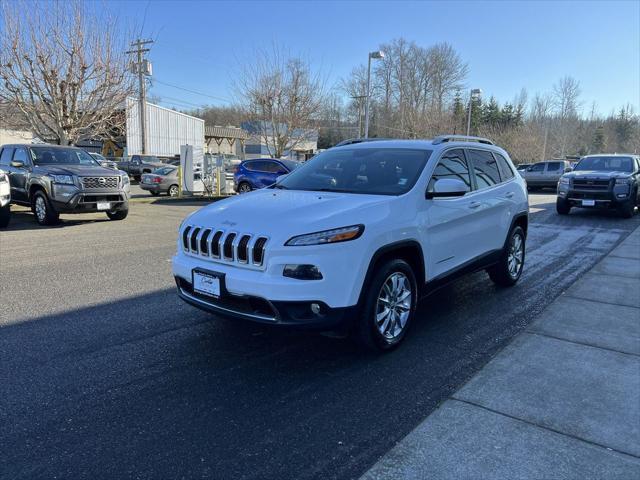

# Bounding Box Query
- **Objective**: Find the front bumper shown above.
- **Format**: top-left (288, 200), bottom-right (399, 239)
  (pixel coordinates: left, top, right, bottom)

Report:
top-left (140, 183), bottom-right (162, 193)
top-left (558, 186), bottom-right (632, 208)
top-left (50, 184), bottom-right (130, 213)
top-left (175, 276), bottom-right (356, 328)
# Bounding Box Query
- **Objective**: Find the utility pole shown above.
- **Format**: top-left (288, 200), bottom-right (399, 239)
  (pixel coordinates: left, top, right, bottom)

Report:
top-left (126, 39), bottom-right (153, 154)
top-left (351, 95), bottom-right (367, 137)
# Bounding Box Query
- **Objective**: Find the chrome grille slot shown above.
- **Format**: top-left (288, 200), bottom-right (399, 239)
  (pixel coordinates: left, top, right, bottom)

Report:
top-left (200, 229), bottom-right (212, 256)
top-left (211, 231), bottom-right (224, 258)
top-left (190, 227), bottom-right (201, 252)
top-left (81, 176), bottom-right (119, 189)
top-left (237, 235), bottom-right (251, 263)
top-left (223, 233), bottom-right (237, 260)
top-left (573, 179), bottom-right (610, 191)
top-left (182, 226), bottom-right (192, 251)
top-left (253, 237), bottom-right (267, 266)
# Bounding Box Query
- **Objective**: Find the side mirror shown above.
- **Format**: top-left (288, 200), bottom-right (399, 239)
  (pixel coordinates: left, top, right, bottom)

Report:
top-left (526, 166), bottom-right (533, 172)
top-left (564, 167), bottom-right (572, 173)
top-left (426, 179), bottom-right (470, 199)
top-left (11, 160), bottom-right (25, 168)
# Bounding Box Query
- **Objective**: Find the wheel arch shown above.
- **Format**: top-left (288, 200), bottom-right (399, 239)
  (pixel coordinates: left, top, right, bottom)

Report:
top-left (28, 181), bottom-right (47, 200)
top-left (357, 240), bottom-right (425, 306)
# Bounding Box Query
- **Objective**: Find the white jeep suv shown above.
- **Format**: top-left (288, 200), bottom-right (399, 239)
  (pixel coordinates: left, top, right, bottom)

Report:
top-left (172, 136), bottom-right (529, 351)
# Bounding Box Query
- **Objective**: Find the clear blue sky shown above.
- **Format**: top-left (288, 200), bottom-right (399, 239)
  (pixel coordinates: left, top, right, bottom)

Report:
top-left (109, 0), bottom-right (640, 116)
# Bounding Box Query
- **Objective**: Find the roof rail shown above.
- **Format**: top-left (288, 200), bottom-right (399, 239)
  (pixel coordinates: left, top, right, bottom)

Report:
top-left (431, 135), bottom-right (495, 146)
top-left (333, 137), bottom-right (390, 147)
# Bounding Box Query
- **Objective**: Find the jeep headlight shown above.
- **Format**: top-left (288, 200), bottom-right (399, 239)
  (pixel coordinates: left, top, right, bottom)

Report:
top-left (50, 174), bottom-right (74, 185)
top-left (285, 225), bottom-right (364, 246)
top-left (615, 178), bottom-right (632, 185)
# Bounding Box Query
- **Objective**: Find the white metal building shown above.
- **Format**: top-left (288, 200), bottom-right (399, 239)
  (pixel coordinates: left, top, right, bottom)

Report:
top-left (126, 98), bottom-right (204, 157)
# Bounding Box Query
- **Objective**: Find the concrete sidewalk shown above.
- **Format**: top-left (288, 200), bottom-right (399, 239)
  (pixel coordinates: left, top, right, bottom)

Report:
top-left (363, 227), bottom-right (640, 480)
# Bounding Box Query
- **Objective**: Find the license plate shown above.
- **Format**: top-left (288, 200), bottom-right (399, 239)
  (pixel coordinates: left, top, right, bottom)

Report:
top-left (143, 178), bottom-right (152, 184)
top-left (193, 271), bottom-right (221, 298)
top-left (97, 201), bottom-right (111, 210)
top-left (582, 199), bottom-right (596, 207)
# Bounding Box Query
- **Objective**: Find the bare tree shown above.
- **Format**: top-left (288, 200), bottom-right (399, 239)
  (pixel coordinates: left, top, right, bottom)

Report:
top-left (427, 42), bottom-right (468, 117)
top-left (235, 47), bottom-right (325, 158)
top-left (0, 0), bottom-right (135, 145)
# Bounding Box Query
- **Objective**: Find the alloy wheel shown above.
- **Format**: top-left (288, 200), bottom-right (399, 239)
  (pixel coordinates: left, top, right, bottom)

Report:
top-left (169, 185), bottom-right (179, 197)
top-left (239, 183), bottom-right (251, 193)
top-left (508, 232), bottom-right (524, 278)
top-left (35, 196), bottom-right (46, 222)
top-left (375, 272), bottom-right (412, 339)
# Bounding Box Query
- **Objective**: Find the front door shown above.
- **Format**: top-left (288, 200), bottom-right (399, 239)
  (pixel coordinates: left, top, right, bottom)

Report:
top-left (424, 148), bottom-right (480, 279)
top-left (7, 147), bottom-right (31, 202)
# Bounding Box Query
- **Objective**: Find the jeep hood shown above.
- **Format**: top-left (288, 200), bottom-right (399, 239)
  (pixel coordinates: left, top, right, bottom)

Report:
top-left (185, 189), bottom-right (392, 237)
top-left (34, 164), bottom-right (121, 176)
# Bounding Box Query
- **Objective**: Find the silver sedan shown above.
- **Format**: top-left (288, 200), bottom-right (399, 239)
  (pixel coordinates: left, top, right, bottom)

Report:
top-left (140, 166), bottom-right (180, 196)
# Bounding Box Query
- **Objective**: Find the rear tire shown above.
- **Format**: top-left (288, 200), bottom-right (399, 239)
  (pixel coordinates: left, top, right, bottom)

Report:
top-left (352, 259), bottom-right (417, 352)
top-left (107, 208), bottom-right (128, 221)
top-left (0, 204), bottom-right (10, 228)
top-left (488, 226), bottom-right (526, 287)
top-left (31, 191), bottom-right (59, 226)
top-left (168, 184), bottom-right (179, 197)
top-left (556, 198), bottom-right (571, 215)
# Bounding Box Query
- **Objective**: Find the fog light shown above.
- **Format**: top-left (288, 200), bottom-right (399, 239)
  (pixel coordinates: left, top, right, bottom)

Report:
top-left (283, 264), bottom-right (323, 280)
top-left (310, 303), bottom-right (321, 315)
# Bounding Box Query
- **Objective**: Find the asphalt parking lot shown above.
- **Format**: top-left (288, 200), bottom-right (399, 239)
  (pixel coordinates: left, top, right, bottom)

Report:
top-left (1, 193), bottom-right (639, 480)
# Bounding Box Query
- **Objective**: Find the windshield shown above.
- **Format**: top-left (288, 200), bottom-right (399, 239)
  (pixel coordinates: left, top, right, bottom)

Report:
top-left (90, 153), bottom-right (106, 161)
top-left (277, 148), bottom-right (432, 195)
top-left (30, 146), bottom-right (99, 166)
top-left (575, 156), bottom-right (634, 172)
top-left (153, 166), bottom-right (176, 176)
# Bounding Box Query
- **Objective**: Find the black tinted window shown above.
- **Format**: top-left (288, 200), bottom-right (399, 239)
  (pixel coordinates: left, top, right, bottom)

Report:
top-left (468, 149), bottom-right (500, 189)
top-left (546, 162), bottom-right (563, 171)
top-left (0, 147), bottom-right (14, 166)
top-left (530, 163), bottom-right (545, 172)
top-left (245, 161), bottom-right (267, 172)
top-left (494, 153), bottom-right (514, 180)
top-left (263, 161), bottom-right (285, 173)
top-left (428, 149), bottom-right (471, 192)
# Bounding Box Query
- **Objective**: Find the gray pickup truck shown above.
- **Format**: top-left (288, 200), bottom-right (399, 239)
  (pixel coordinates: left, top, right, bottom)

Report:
top-left (0, 144), bottom-right (130, 226)
top-left (116, 154), bottom-right (166, 181)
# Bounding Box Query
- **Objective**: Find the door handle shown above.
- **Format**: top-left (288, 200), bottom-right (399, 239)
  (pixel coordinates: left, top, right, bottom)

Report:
top-left (505, 192), bottom-right (514, 198)
top-left (468, 201), bottom-right (481, 209)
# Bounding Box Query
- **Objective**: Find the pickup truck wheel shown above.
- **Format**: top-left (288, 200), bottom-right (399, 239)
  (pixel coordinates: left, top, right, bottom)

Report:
top-left (0, 204), bottom-right (10, 228)
top-left (488, 226), bottom-right (525, 287)
top-left (107, 208), bottom-right (128, 221)
top-left (32, 191), bottom-right (59, 226)
top-left (353, 259), bottom-right (417, 352)
top-left (556, 198), bottom-right (571, 215)
top-left (618, 195), bottom-right (636, 218)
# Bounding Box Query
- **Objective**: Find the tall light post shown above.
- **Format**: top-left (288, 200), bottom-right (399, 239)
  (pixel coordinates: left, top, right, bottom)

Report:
top-left (364, 50), bottom-right (385, 138)
top-left (466, 88), bottom-right (482, 136)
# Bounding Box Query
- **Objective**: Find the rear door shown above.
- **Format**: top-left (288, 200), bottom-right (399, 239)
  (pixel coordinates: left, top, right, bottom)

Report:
top-left (465, 148), bottom-right (511, 254)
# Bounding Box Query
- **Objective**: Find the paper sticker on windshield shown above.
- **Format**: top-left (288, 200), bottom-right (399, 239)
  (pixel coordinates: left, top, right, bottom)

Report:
top-left (398, 178), bottom-right (408, 185)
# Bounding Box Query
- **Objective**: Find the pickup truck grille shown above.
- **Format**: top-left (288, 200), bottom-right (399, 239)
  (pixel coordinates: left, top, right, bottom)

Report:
top-left (81, 176), bottom-right (119, 189)
top-left (182, 225), bottom-right (268, 268)
top-left (572, 179), bottom-right (610, 191)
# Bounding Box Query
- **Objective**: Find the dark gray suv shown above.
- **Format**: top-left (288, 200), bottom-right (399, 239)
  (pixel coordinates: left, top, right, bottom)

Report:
top-left (0, 144), bottom-right (131, 225)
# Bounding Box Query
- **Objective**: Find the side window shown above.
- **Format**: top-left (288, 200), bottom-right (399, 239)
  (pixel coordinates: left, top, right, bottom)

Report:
top-left (12, 148), bottom-right (28, 164)
top-left (530, 163), bottom-right (545, 172)
top-left (468, 149), bottom-right (501, 189)
top-left (0, 147), bottom-right (14, 166)
top-left (494, 153), bottom-right (515, 180)
top-left (546, 161), bottom-right (562, 172)
top-left (428, 149), bottom-right (472, 192)
top-left (264, 161), bottom-right (285, 173)
top-left (243, 161), bottom-right (258, 172)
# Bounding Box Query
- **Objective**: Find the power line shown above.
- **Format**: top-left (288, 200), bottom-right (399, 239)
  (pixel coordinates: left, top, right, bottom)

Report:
top-left (153, 79), bottom-right (232, 104)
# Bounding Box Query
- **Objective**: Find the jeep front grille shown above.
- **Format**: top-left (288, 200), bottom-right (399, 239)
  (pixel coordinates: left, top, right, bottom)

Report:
top-left (81, 176), bottom-right (119, 189)
top-left (182, 225), bottom-right (268, 268)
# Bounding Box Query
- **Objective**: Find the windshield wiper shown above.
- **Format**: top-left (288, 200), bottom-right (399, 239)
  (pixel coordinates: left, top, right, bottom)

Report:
top-left (273, 184), bottom-right (288, 190)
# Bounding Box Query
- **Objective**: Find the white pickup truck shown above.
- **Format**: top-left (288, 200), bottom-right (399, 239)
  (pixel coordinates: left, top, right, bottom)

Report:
top-left (0, 169), bottom-right (11, 227)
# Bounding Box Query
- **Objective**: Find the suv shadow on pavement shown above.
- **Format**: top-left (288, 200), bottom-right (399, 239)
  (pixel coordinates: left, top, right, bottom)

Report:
top-left (2, 206), bottom-right (117, 232)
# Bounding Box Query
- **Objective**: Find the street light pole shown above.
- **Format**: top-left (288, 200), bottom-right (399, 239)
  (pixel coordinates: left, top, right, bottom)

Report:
top-left (466, 88), bottom-right (482, 137)
top-left (364, 50), bottom-right (384, 139)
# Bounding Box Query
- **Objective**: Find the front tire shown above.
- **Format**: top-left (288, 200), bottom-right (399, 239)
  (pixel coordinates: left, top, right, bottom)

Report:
top-left (488, 226), bottom-right (526, 287)
top-left (618, 196), bottom-right (636, 219)
top-left (237, 182), bottom-right (252, 194)
top-left (352, 259), bottom-right (417, 352)
top-left (32, 191), bottom-right (59, 226)
top-left (107, 208), bottom-right (128, 221)
top-left (556, 198), bottom-right (571, 215)
top-left (0, 204), bottom-right (10, 228)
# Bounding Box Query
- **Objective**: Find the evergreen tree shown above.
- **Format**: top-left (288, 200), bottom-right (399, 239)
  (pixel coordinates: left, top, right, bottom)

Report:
top-left (615, 106), bottom-right (633, 150)
top-left (591, 125), bottom-right (605, 152)
top-left (452, 90), bottom-right (465, 132)
top-left (500, 103), bottom-right (515, 128)
top-left (482, 97), bottom-right (501, 127)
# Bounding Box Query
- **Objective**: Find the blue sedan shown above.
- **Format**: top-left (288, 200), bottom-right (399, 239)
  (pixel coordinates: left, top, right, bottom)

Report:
top-left (234, 159), bottom-right (300, 193)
